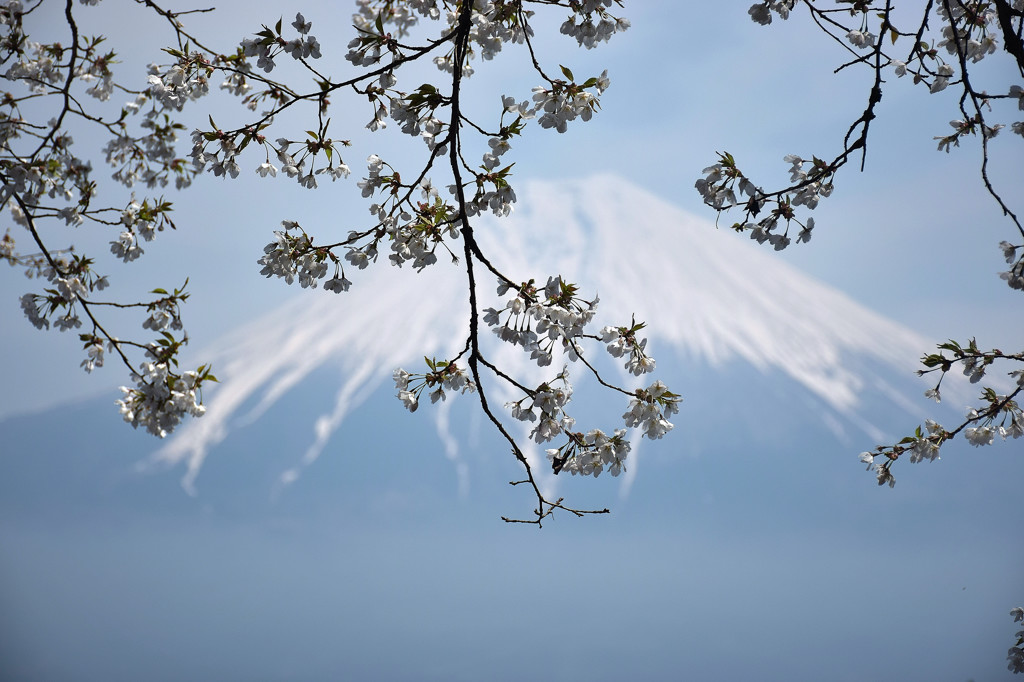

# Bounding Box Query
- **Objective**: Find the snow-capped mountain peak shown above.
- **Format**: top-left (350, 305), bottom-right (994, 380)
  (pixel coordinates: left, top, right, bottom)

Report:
top-left (151, 174), bottom-right (941, 495)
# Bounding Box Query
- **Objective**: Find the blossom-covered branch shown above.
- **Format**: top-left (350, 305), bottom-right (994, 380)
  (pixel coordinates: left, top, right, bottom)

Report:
top-left (700, 1), bottom-right (1023, 259)
top-left (217, 0), bottom-right (672, 524)
top-left (1, 0), bottom-right (219, 437)
top-left (859, 338), bottom-right (1023, 487)
top-left (697, 0), bottom-right (1023, 483)
top-left (3, 0), bottom-right (681, 523)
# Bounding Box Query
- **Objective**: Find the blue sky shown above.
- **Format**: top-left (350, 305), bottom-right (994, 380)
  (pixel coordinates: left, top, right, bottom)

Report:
top-left (1, 2), bottom-right (1022, 680)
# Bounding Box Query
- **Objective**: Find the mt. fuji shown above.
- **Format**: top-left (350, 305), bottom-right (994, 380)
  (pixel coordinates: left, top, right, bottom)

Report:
top-left (147, 173), bottom-right (956, 499)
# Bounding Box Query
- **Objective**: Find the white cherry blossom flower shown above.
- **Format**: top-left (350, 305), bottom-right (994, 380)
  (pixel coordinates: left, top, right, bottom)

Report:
top-left (324, 274), bottom-right (352, 293)
top-left (292, 12), bottom-right (311, 34)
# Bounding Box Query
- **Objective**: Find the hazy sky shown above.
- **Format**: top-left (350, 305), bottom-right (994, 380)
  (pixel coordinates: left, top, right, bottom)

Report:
top-left (1, 3), bottom-right (1022, 681)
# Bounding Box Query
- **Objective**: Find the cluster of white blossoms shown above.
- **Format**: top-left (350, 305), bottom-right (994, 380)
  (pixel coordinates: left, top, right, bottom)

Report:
top-left (965, 401), bottom-right (1024, 444)
top-left (547, 427), bottom-right (631, 477)
top-left (393, 360), bottom-right (476, 412)
top-left (464, 2), bottom-right (532, 61)
top-left (382, 204), bottom-right (446, 271)
top-left (187, 16), bottom-right (348, 192)
top-left (937, 1), bottom-right (999, 62)
top-left (19, 292), bottom-right (51, 330)
top-left (694, 159), bottom-right (753, 211)
top-left (15, 251), bottom-right (110, 333)
top-left (845, 27), bottom-right (875, 49)
top-left (2, 130), bottom-right (93, 219)
top-left (782, 155), bottom-right (833, 209)
top-left (116, 358), bottom-right (210, 439)
top-left (356, 153), bottom-right (388, 198)
top-left (79, 335), bottom-right (107, 373)
top-left (935, 116), bottom-right (1005, 152)
top-left (101, 85), bottom-right (196, 190)
top-left (350, 0), bottom-right (440, 43)
top-left (389, 82), bottom-right (448, 148)
top-left (109, 229), bottom-right (144, 263)
top-left (999, 240), bottom-right (1024, 290)
top-left (108, 199), bottom-right (159, 262)
top-left (482, 309), bottom-right (676, 477)
top-left (256, 156), bottom-right (464, 288)
top-left (145, 63), bottom-right (209, 113)
top-left (268, 137), bottom-right (351, 189)
top-left (241, 12), bottom-right (321, 74)
top-left (483, 276), bottom-right (600, 367)
top-left (481, 133), bottom-right (512, 170)
top-left (257, 221), bottom-right (331, 288)
top-left (747, 1), bottom-right (795, 25)
top-left (190, 128), bottom-right (240, 180)
top-left (501, 370), bottom-right (676, 474)
top-left (346, 0), bottom-right (445, 66)
top-left (559, 9), bottom-right (629, 50)
top-left (141, 299), bottom-right (184, 333)
top-left (695, 152), bottom-right (816, 251)
top-left (623, 380), bottom-right (680, 440)
top-left (600, 321), bottom-right (657, 376)
top-left (3, 40), bottom-right (63, 91)
top-left (531, 69), bottom-right (609, 134)
top-left (863, 394), bottom-right (1023, 486)
top-left (504, 367), bottom-right (577, 444)
top-left (860, 338), bottom-right (1024, 486)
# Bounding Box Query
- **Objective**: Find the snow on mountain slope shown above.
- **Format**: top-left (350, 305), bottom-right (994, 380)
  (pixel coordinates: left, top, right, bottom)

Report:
top-left (476, 175), bottom-right (931, 409)
top-left (151, 174), bottom-right (946, 495)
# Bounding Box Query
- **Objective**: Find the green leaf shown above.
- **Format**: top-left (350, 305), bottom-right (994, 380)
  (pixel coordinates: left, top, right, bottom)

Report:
top-left (559, 64), bottom-right (574, 82)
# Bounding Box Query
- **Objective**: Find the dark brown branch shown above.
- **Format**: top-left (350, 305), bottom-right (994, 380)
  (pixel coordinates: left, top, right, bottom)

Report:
top-left (993, 0), bottom-right (1024, 76)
